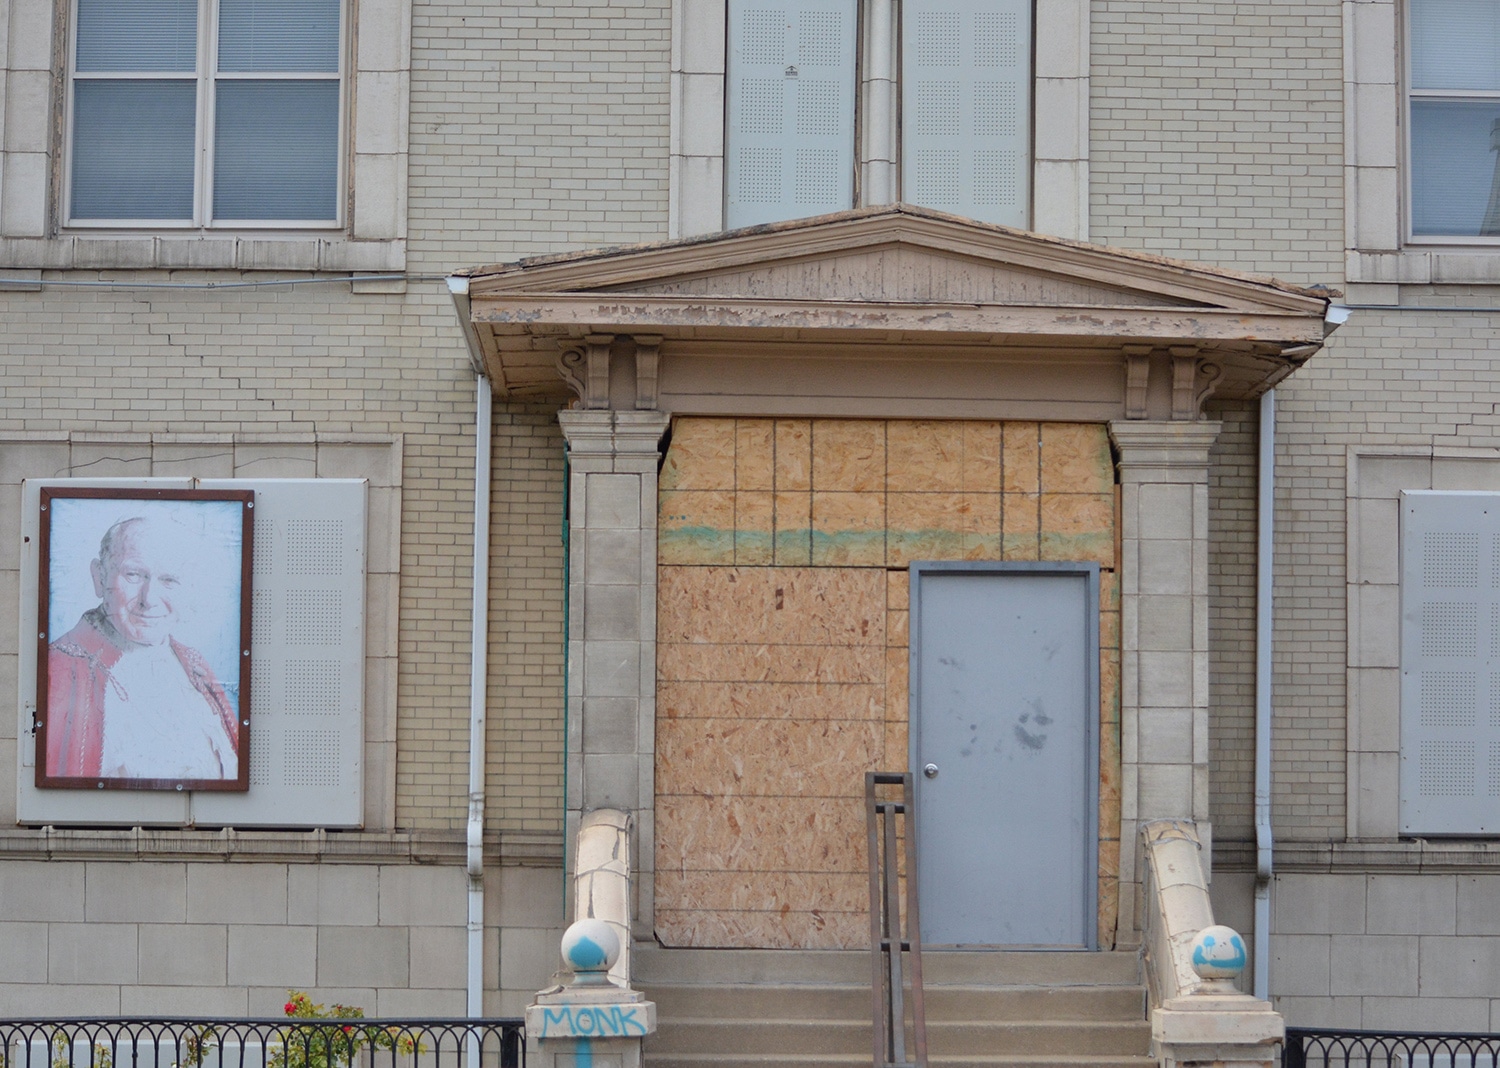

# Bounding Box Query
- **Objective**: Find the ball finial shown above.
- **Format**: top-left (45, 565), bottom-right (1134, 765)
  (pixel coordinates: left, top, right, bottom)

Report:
top-left (1190, 924), bottom-right (1248, 983)
top-left (560, 918), bottom-right (620, 985)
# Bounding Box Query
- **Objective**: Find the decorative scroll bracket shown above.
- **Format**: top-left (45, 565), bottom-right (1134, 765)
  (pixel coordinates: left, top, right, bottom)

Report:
top-left (1123, 345), bottom-right (1154, 420)
top-left (633, 335), bottom-right (662, 411)
top-left (556, 334), bottom-right (616, 409)
top-left (1171, 347), bottom-right (1224, 421)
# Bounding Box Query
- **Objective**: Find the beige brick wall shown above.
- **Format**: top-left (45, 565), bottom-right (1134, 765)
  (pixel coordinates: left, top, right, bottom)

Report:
top-left (487, 406), bottom-right (567, 835)
top-left (406, 0), bottom-right (672, 270)
top-left (1090, 0), bottom-right (1344, 283)
top-left (1207, 401), bottom-right (1259, 843)
top-left (0, 283), bottom-right (570, 835)
top-left (1264, 312), bottom-right (1500, 841)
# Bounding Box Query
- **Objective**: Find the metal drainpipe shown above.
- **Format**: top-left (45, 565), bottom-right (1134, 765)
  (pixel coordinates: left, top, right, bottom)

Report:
top-left (467, 373), bottom-right (494, 1018)
top-left (1253, 388), bottom-right (1275, 1001)
top-left (447, 276), bottom-right (493, 1020)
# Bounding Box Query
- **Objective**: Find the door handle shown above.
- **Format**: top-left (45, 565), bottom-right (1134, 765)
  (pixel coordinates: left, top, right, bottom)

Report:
top-left (923, 763), bottom-right (939, 779)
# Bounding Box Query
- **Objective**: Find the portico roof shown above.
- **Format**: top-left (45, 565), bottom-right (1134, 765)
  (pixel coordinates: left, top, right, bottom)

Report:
top-left (452, 205), bottom-right (1339, 420)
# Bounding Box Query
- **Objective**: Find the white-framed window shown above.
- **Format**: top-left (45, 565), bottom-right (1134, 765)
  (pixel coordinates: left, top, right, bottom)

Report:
top-left (1406, 0), bottom-right (1500, 241)
top-left (724, 0), bottom-right (1032, 229)
top-left (1399, 490), bottom-right (1500, 834)
top-left (66, 0), bottom-right (344, 228)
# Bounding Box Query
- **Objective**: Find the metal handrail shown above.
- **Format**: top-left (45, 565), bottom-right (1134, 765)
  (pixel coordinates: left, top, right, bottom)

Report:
top-left (1285, 1025), bottom-right (1500, 1066)
top-left (0, 1018), bottom-right (524, 1068)
top-left (867, 771), bottom-right (927, 1068)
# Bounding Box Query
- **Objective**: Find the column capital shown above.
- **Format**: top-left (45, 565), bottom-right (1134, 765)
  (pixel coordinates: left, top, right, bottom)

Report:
top-left (1108, 420), bottom-right (1222, 482)
top-left (559, 410), bottom-right (671, 461)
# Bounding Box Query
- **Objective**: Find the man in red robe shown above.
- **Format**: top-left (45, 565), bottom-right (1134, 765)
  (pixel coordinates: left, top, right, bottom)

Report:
top-left (45, 516), bottom-right (239, 782)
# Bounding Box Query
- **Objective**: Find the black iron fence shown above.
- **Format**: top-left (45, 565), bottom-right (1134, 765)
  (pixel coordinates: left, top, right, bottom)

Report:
top-left (0, 1019), bottom-right (525, 1068)
top-left (1286, 1027), bottom-right (1500, 1067)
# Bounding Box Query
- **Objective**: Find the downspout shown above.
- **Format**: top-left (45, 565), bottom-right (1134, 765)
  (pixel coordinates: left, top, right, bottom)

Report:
top-left (1253, 388), bottom-right (1275, 1001)
top-left (448, 276), bottom-right (493, 1019)
top-left (1249, 305), bottom-right (1349, 999)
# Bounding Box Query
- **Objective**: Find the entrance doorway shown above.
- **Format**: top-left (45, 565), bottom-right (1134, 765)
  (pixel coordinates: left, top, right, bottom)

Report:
top-left (910, 563), bottom-right (1099, 948)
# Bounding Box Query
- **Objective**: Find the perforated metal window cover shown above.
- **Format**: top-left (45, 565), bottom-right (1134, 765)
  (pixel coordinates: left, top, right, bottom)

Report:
top-left (1401, 490), bottom-right (1500, 834)
top-left (901, 0), bottom-right (1031, 226)
top-left (16, 478), bottom-right (366, 828)
top-left (726, 0), bottom-right (856, 227)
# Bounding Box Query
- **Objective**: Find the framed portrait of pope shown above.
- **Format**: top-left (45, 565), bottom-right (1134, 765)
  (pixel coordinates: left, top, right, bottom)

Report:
top-left (36, 487), bottom-right (254, 792)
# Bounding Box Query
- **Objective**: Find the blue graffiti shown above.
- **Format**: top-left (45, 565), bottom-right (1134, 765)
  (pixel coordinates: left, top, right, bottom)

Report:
top-left (1192, 932), bottom-right (1247, 973)
top-left (566, 935), bottom-right (610, 970)
top-left (539, 1006), bottom-right (648, 1038)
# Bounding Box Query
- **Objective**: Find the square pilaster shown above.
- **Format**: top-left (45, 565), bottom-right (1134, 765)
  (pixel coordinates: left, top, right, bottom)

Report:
top-left (1109, 420), bottom-right (1221, 946)
top-left (559, 409), bottom-right (671, 942)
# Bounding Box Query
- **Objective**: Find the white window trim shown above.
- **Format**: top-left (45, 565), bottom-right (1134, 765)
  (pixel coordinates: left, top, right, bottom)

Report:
top-left (1343, 0), bottom-right (1500, 294)
top-left (0, 0), bottom-right (409, 271)
top-left (1400, 0), bottom-right (1500, 248)
top-left (669, 0), bottom-right (1089, 240)
top-left (62, 0), bottom-right (349, 230)
top-left (1345, 447), bottom-right (1500, 839)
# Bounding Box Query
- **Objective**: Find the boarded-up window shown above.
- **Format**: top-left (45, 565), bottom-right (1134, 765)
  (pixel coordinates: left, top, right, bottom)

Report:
top-left (901, 0), bottom-right (1031, 227)
top-left (1401, 490), bottom-right (1500, 833)
top-left (18, 478), bottom-right (366, 828)
top-left (726, 0), bottom-right (857, 228)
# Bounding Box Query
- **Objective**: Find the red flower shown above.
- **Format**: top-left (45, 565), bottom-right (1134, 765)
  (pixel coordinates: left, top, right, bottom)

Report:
top-left (284, 1002), bottom-right (296, 1015)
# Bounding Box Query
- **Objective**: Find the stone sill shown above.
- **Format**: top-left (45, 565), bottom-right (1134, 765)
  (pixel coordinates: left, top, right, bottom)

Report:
top-left (1348, 248), bottom-right (1500, 289)
top-left (0, 827), bottom-right (563, 865)
top-left (1214, 837), bottom-right (1500, 873)
top-left (0, 235), bottom-right (405, 273)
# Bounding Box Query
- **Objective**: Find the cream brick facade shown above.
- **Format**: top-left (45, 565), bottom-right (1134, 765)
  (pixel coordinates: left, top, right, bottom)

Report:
top-left (0, 0), bottom-right (1497, 1037)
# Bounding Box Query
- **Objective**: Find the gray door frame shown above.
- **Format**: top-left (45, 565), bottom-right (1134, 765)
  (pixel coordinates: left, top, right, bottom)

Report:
top-left (908, 560), bottom-right (1101, 949)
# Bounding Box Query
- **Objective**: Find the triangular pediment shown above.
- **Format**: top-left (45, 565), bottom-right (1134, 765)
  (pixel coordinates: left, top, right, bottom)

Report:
top-left (460, 204), bottom-right (1328, 314)
top-left (453, 205), bottom-right (1337, 410)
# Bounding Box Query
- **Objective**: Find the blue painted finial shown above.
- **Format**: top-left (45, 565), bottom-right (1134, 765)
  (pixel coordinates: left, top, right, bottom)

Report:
top-left (1190, 924), bottom-right (1248, 981)
top-left (561, 919), bottom-right (621, 985)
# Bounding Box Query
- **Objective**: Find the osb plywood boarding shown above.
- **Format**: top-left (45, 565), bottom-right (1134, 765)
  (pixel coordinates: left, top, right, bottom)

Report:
top-left (656, 418), bottom-right (1121, 949)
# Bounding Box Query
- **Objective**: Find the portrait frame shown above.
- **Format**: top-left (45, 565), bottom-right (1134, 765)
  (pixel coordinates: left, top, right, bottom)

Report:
top-left (35, 487), bottom-right (255, 792)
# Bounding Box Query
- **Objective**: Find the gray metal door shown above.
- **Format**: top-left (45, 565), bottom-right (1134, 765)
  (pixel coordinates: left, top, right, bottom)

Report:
top-left (910, 563), bottom-right (1098, 948)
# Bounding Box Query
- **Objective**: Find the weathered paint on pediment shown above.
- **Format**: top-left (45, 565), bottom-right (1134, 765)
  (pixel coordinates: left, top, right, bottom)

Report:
top-left (592, 244), bottom-right (1208, 309)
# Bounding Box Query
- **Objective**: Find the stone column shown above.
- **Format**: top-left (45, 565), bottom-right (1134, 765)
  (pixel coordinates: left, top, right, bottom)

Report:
top-left (1108, 420), bottom-right (1221, 946)
top-left (559, 409), bottom-right (671, 944)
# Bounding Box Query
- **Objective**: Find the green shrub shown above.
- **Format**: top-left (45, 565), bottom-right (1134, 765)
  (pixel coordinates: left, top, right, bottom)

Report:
top-left (272, 992), bottom-right (419, 1068)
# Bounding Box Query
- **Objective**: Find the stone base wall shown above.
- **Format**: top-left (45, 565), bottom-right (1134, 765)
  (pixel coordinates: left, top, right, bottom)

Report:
top-left (0, 857), bottom-right (564, 1018)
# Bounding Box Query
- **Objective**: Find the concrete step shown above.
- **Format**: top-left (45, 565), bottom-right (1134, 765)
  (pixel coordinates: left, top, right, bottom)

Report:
top-left (646, 981), bottom-right (1145, 1021)
top-left (648, 1018), bottom-right (1150, 1057)
top-left (636, 947), bottom-right (1142, 987)
top-left (637, 946), bottom-right (1150, 1068)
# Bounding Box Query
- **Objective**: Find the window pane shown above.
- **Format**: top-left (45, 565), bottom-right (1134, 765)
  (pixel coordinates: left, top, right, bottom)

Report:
top-left (76, 0), bottom-right (197, 72)
top-left (1412, 0), bottom-right (1500, 91)
top-left (1411, 99), bottom-right (1500, 236)
top-left (213, 80), bottom-right (339, 220)
top-left (71, 80), bottom-right (196, 219)
top-left (218, 0), bottom-right (341, 73)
